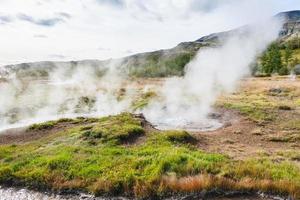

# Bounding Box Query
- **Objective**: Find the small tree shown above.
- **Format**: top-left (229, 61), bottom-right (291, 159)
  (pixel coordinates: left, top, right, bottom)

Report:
top-left (261, 51), bottom-right (272, 75)
top-left (284, 45), bottom-right (293, 68)
top-left (261, 43), bottom-right (283, 75)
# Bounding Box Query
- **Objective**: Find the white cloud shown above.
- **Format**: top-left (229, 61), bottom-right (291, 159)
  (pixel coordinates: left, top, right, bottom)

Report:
top-left (0, 0), bottom-right (299, 65)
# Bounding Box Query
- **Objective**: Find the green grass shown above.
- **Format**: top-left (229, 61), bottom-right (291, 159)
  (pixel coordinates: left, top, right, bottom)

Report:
top-left (292, 48), bottom-right (300, 60)
top-left (218, 92), bottom-right (282, 122)
top-left (0, 113), bottom-right (226, 195)
top-left (295, 99), bottom-right (300, 106)
top-left (128, 52), bottom-right (196, 77)
top-left (215, 67), bottom-right (300, 124)
top-left (0, 113), bottom-right (299, 198)
top-left (28, 121), bottom-right (57, 131)
top-left (132, 91), bottom-right (157, 111)
top-left (163, 130), bottom-right (196, 144)
top-left (80, 113), bottom-right (145, 144)
top-left (224, 158), bottom-right (300, 182)
top-left (27, 117), bottom-right (100, 131)
top-left (222, 102), bottom-right (272, 122)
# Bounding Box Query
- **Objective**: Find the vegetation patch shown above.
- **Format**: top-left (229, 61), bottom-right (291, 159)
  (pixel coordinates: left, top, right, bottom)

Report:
top-left (0, 113), bottom-right (299, 198)
top-left (28, 121), bottom-right (57, 131)
top-left (27, 116), bottom-right (100, 131)
top-left (163, 130), bottom-right (196, 144)
top-left (132, 91), bottom-right (157, 111)
top-left (221, 101), bottom-right (274, 122)
top-left (78, 113), bottom-right (146, 144)
top-left (281, 120), bottom-right (300, 130)
top-left (276, 151), bottom-right (300, 162)
top-left (128, 52), bottom-right (196, 77)
top-left (75, 96), bottom-right (96, 113)
top-left (257, 40), bottom-right (300, 76)
top-left (295, 99), bottom-right (300, 106)
top-left (267, 134), bottom-right (299, 143)
top-left (216, 87), bottom-right (298, 123)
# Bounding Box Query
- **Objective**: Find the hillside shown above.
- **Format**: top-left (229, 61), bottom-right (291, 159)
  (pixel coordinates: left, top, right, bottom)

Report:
top-left (0, 10), bottom-right (300, 79)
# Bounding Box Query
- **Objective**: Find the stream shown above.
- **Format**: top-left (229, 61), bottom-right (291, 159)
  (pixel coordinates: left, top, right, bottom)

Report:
top-left (0, 187), bottom-right (288, 200)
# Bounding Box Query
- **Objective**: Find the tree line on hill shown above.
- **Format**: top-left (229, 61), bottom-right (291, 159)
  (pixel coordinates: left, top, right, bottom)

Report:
top-left (127, 37), bottom-right (300, 78)
top-left (257, 37), bottom-right (300, 76)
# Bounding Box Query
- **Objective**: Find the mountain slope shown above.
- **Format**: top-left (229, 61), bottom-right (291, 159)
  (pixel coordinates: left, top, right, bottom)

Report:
top-left (1, 10), bottom-right (300, 78)
top-left (277, 10), bottom-right (300, 38)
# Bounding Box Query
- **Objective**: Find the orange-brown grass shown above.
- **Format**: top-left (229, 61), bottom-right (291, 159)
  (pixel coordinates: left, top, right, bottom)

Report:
top-left (133, 180), bottom-right (159, 198)
top-left (160, 174), bottom-right (300, 199)
top-left (89, 179), bottom-right (115, 195)
top-left (45, 172), bottom-right (87, 191)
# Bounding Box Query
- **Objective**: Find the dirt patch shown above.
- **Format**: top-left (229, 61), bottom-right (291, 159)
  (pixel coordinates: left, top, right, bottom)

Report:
top-left (193, 110), bottom-right (289, 160)
top-left (196, 118), bottom-right (299, 161)
top-left (194, 77), bottom-right (300, 161)
top-left (0, 121), bottom-right (85, 145)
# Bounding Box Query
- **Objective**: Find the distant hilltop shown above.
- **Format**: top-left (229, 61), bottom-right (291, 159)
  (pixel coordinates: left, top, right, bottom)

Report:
top-left (276, 10), bottom-right (300, 38)
top-left (195, 10), bottom-right (300, 43)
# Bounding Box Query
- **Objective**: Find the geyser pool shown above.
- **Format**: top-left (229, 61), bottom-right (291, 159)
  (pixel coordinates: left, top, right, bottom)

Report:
top-left (146, 114), bottom-right (223, 131)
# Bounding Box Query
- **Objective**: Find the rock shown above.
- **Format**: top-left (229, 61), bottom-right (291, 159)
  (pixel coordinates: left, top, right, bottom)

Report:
top-left (251, 128), bottom-right (263, 136)
top-left (278, 105), bottom-right (292, 110)
top-left (294, 64), bottom-right (300, 75)
top-left (208, 112), bottom-right (222, 119)
top-left (223, 139), bottom-right (235, 144)
top-left (223, 122), bottom-right (232, 127)
top-left (233, 130), bottom-right (242, 134)
top-left (269, 88), bottom-right (282, 94)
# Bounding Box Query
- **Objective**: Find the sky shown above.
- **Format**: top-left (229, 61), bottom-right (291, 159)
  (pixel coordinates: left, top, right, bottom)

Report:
top-left (0, 0), bottom-right (299, 66)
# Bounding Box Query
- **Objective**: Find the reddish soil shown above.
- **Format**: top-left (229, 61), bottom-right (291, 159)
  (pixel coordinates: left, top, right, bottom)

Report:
top-left (193, 109), bottom-right (298, 160)
top-left (0, 121), bottom-right (81, 145)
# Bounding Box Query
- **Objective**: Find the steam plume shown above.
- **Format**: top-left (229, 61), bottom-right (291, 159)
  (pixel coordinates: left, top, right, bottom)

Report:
top-left (0, 18), bottom-right (282, 132)
top-left (143, 18), bottom-right (282, 130)
top-left (0, 60), bottom-right (133, 131)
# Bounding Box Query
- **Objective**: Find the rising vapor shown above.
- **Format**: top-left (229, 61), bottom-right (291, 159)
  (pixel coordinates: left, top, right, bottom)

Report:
top-left (0, 17), bottom-right (283, 132)
top-left (143, 18), bottom-right (283, 130)
top-left (0, 60), bottom-right (133, 131)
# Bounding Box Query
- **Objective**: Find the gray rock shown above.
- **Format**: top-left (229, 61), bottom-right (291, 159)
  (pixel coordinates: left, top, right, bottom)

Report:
top-left (294, 64), bottom-right (300, 75)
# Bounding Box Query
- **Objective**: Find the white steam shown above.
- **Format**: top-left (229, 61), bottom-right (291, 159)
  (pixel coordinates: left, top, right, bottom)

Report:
top-left (0, 18), bottom-right (282, 132)
top-left (143, 19), bottom-right (282, 130)
top-left (0, 60), bottom-right (134, 131)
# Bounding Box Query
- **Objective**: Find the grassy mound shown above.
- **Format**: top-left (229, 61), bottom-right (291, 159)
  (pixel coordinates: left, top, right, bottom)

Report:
top-left (0, 113), bottom-right (299, 198)
top-left (80, 113), bottom-right (145, 144)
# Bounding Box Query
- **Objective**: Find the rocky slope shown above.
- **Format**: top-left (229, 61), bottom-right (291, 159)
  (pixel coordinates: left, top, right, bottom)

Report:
top-left (277, 10), bottom-right (300, 38)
